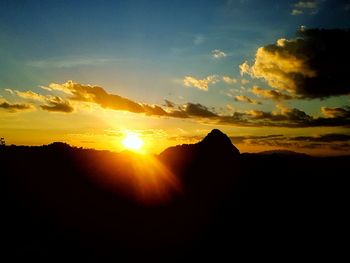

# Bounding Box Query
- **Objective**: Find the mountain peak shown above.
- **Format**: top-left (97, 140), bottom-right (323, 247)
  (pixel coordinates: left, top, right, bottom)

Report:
top-left (199, 129), bottom-right (240, 156)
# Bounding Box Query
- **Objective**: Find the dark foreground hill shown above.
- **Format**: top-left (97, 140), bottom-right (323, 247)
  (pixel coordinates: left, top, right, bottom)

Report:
top-left (1, 129), bottom-right (348, 261)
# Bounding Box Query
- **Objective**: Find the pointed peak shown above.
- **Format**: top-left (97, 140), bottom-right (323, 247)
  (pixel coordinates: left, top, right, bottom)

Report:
top-left (206, 129), bottom-right (226, 137)
top-left (199, 129), bottom-right (240, 156)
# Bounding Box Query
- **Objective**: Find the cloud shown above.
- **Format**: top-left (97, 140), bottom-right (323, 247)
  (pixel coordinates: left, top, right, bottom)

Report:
top-left (45, 81), bottom-right (217, 119)
top-left (234, 95), bottom-right (261, 105)
top-left (218, 105), bottom-right (350, 128)
top-left (40, 96), bottom-right (74, 113)
top-left (240, 28), bottom-right (350, 99)
top-left (291, 1), bottom-right (319, 15)
top-left (211, 49), bottom-right (227, 59)
top-left (321, 106), bottom-right (350, 118)
top-left (6, 81), bottom-right (349, 128)
top-left (294, 1), bottom-right (318, 9)
top-left (48, 81), bottom-right (145, 113)
top-left (222, 76), bottom-right (237, 84)
top-left (183, 75), bottom-right (219, 91)
top-left (13, 90), bottom-right (74, 113)
top-left (164, 99), bottom-right (176, 108)
top-left (230, 134), bottom-right (284, 144)
top-left (14, 90), bottom-right (47, 102)
top-left (232, 133), bottom-right (350, 152)
top-left (0, 99), bottom-right (32, 112)
top-left (5, 89), bottom-right (14, 94)
top-left (251, 86), bottom-right (294, 101)
top-left (182, 103), bottom-right (217, 118)
top-left (291, 133), bottom-right (350, 143)
top-left (240, 79), bottom-right (249, 85)
top-left (291, 9), bottom-right (303, 15)
top-left (143, 104), bottom-right (168, 116)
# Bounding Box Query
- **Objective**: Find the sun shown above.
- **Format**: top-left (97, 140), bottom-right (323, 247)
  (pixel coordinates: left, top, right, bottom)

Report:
top-left (122, 132), bottom-right (144, 151)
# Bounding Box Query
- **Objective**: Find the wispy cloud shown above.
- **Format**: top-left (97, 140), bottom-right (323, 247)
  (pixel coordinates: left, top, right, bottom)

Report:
top-left (193, 35), bottom-right (205, 45)
top-left (291, 9), bottom-right (303, 15)
top-left (222, 76), bottom-right (237, 84)
top-left (27, 57), bottom-right (112, 68)
top-left (291, 1), bottom-right (319, 15)
top-left (234, 95), bottom-right (261, 105)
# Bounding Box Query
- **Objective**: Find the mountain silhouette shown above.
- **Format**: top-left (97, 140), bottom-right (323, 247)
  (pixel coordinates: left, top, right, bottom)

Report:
top-left (1, 129), bottom-right (348, 261)
top-left (198, 128), bottom-right (240, 156)
top-left (159, 129), bottom-right (239, 173)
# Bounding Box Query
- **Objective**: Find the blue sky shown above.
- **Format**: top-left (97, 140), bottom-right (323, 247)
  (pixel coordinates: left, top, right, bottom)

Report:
top-left (2, 0), bottom-right (348, 94)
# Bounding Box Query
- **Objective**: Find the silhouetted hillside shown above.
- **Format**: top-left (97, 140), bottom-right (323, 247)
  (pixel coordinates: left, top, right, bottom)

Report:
top-left (1, 130), bottom-right (348, 261)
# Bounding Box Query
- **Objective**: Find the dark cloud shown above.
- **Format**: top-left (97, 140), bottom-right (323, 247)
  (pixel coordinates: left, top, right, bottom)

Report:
top-left (183, 103), bottom-right (217, 118)
top-left (236, 133), bottom-right (350, 152)
top-left (164, 99), bottom-right (176, 108)
top-left (241, 28), bottom-right (350, 99)
top-left (0, 100), bottom-right (32, 112)
top-left (290, 133), bottom-right (350, 143)
top-left (40, 97), bottom-right (74, 113)
top-left (143, 104), bottom-right (168, 116)
top-left (218, 106), bottom-right (350, 128)
top-left (230, 134), bottom-right (284, 144)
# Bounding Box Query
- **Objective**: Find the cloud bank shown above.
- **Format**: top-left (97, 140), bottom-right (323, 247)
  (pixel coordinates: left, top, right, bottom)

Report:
top-left (4, 80), bottom-right (350, 128)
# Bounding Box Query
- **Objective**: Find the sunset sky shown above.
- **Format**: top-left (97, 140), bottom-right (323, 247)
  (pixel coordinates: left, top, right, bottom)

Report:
top-left (1, 0), bottom-right (350, 155)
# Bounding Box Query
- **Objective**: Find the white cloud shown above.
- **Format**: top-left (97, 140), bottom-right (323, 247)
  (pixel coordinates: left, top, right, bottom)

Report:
top-left (211, 49), bottom-right (227, 59)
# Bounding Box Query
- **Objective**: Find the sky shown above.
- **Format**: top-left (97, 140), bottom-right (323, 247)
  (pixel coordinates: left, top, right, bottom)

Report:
top-left (1, 0), bottom-right (350, 155)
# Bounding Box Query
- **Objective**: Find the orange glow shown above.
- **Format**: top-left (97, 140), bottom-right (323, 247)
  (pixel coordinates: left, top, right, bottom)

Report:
top-left (83, 151), bottom-right (181, 205)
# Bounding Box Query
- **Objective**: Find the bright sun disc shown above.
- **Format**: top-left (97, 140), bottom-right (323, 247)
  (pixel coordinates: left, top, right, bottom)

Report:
top-left (122, 132), bottom-right (144, 151)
